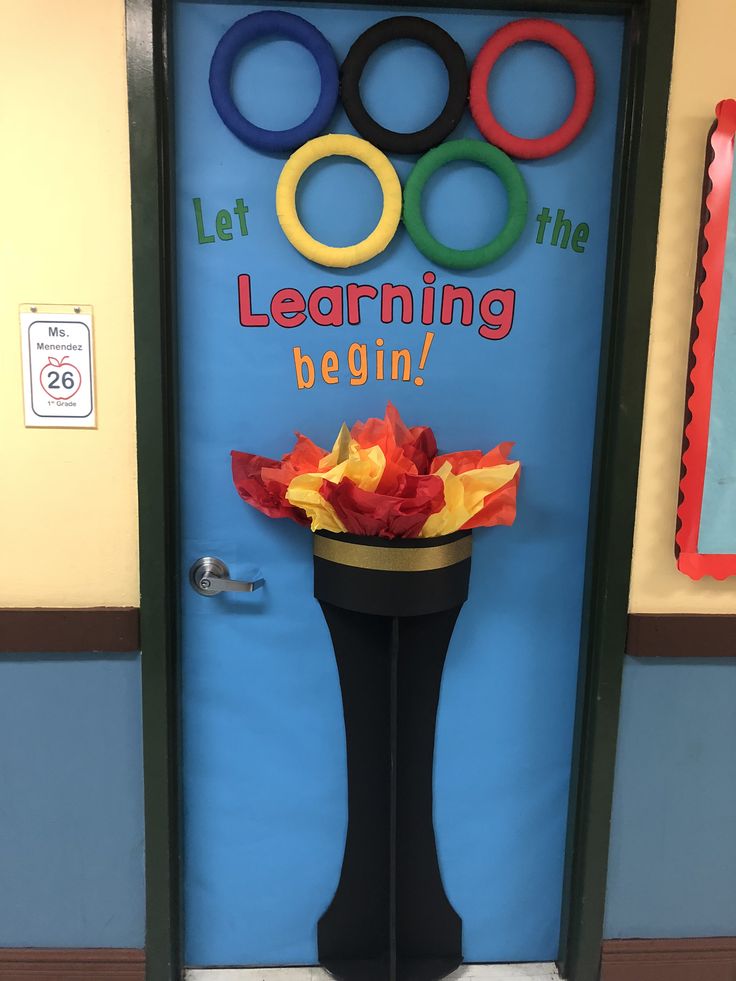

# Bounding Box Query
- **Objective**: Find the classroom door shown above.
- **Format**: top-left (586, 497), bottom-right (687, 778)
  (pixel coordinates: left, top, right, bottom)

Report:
top-left (173, 0), bottom-right (624, 969)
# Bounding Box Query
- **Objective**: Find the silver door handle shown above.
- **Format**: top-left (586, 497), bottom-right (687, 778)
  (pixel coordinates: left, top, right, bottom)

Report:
top-left (189, 556), bottom-right (264, 597)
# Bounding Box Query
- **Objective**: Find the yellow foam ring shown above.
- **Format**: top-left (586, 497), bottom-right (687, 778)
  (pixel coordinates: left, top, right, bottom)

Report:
top-left (275, 134), bottom-right (403, 268)
top-left (286, 443), bottom-right (386, 532)
top-left (420, 460), bottom-right (520, 538)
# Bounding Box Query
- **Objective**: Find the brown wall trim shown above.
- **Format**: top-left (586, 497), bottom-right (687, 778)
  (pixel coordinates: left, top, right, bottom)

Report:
top-left (626, 614), bottom-right (736, 658)
top-left (0, 609), bottom-right (140, 654)
top-left (0, 948), bottom-right (144, 980)
top-left (601, 937), bottom-right (736, 980)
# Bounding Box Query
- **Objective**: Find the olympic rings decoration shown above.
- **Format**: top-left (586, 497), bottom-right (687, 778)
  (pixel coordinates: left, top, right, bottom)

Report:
top-left (209, 14), bottom-right (596, 267)
top-left (403, 140), bottom-right (528, 270)
top-left (209, 11), bottom-right (339, 154)
top-left (276, 134), bottom-right (403, 268)
top-left (469, 19), bottom-right (595, 159)
top-left (340, 16), bottom-right (469, 155)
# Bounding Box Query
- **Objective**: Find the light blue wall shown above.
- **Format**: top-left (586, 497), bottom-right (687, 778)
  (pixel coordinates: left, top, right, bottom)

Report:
top-left (0, 654), bottom-right (145, 948)
top-left (604, 656), bottom-right (736, 938)
top-left (2, 650), bottom-right (733, 949)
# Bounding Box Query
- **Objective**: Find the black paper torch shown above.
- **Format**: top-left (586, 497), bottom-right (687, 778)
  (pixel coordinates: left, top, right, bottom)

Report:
top-left (313, 529), bottom-right (471, 981)
top-left (230, 406), bottom-right (521, 981)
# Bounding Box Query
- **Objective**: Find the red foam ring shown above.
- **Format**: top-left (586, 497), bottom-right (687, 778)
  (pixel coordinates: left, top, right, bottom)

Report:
top-left (470, 19), bottom-right (595, 160)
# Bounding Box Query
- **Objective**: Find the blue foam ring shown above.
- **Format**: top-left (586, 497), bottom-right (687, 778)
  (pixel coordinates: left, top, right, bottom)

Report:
top-left (209, 10), bottom-right (339, 154)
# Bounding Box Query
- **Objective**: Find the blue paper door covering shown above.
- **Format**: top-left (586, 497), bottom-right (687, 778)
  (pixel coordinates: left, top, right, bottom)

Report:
top-left (173, 1), bottom-right (624, 967)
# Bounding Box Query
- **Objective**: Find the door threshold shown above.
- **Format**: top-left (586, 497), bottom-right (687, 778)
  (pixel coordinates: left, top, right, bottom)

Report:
top-left (185, 965), bottom-right (560, 980)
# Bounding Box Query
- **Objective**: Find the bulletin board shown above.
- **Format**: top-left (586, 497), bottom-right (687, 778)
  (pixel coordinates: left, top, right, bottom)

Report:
top-left (678, 100), bottom-right (736, 579)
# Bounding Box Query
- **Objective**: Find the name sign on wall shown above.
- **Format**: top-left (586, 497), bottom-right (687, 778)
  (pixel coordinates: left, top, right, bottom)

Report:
top-left (20, 304), bottom-right (96, 428)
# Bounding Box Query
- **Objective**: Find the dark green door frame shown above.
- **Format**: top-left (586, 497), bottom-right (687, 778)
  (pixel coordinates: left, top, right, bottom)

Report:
top-left (125, 0), bottom-right (676, 978)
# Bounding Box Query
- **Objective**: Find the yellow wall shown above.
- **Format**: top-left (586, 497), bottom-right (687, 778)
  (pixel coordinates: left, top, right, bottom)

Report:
top-left (629, 0), bottom-right (736, 613)
top-left (0, 0), bottom-right (138, 608)
top-left (1, 0), bottom-right (734, 614)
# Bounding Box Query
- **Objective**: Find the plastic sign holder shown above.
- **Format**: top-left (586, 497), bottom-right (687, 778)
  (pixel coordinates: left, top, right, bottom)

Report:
top-left (19, 304), bottom-right (96, 429)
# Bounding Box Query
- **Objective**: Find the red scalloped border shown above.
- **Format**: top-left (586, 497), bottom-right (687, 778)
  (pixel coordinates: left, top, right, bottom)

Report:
top-left (676, 99), bottom-right (736, 580)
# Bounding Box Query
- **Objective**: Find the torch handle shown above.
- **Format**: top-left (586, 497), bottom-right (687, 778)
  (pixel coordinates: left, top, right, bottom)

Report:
top-left (317, 602), bottom-right (463, 981)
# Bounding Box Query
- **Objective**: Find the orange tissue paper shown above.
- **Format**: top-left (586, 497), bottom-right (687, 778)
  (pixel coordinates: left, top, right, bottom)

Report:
top-left (231, 404), bottom-right (520, 539)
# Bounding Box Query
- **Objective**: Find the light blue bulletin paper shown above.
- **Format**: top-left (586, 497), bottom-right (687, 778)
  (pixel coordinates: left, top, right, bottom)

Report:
top-left (699, 168), bottom-right (736, 554)
top-left (174, 1), bottom-right (625, 967)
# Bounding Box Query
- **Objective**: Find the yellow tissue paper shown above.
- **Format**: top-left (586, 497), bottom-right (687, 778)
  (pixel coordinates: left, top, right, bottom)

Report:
top-left (420, 460), bottom-right (521, 538)
top-left (287, 437), bottom-right (386, 533)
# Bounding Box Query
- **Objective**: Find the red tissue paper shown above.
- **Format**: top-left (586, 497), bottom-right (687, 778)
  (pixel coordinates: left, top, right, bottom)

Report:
top-left (232, 404), bottom-right (520, 539)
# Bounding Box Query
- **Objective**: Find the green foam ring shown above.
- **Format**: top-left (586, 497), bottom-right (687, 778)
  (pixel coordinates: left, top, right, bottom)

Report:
top-left (402, 138), bottom-right (528, 270)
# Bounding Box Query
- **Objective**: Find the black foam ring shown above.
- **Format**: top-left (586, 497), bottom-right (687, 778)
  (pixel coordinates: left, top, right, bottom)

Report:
top-left (340, 16), bottom-right (469, 155)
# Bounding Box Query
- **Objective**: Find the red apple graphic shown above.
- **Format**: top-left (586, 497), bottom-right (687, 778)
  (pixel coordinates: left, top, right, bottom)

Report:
top-left (40, 356), bottom-right (82, 400)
